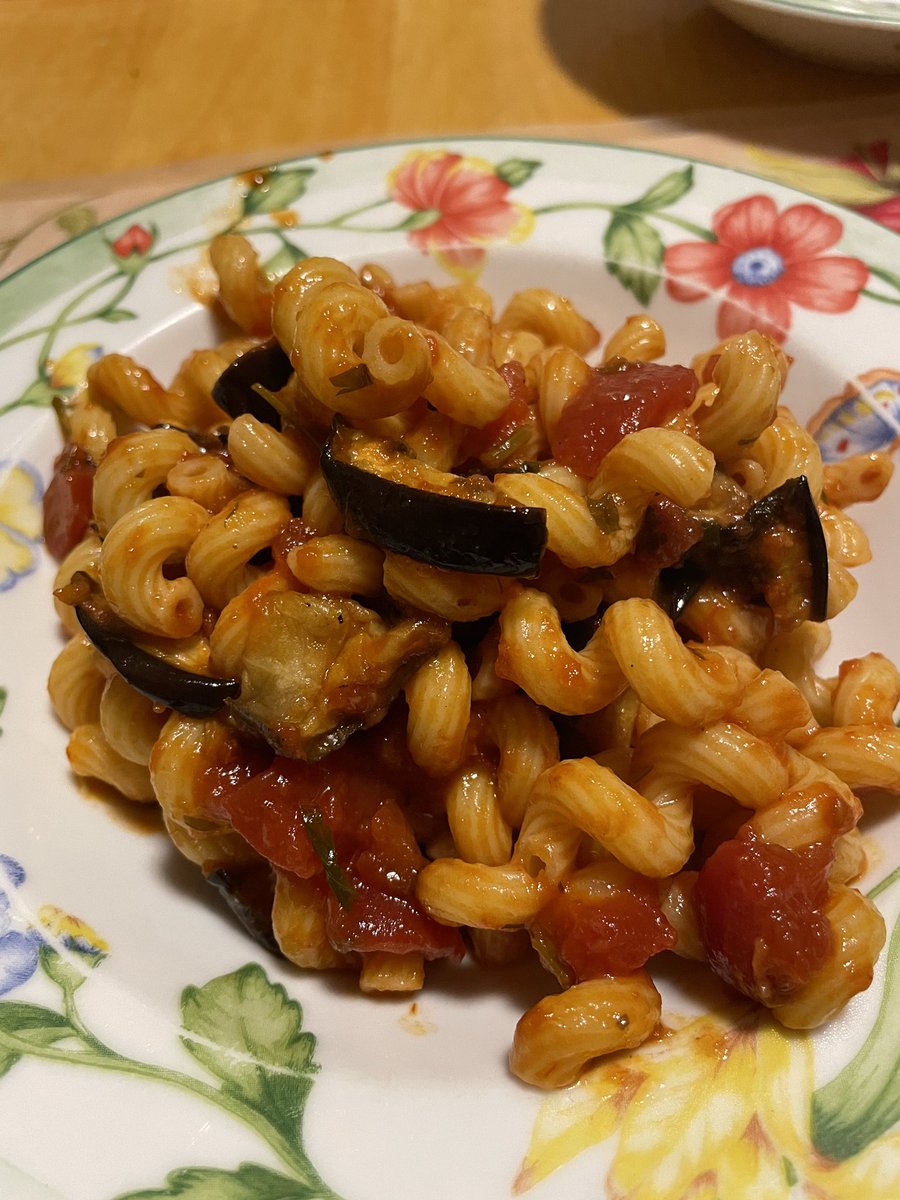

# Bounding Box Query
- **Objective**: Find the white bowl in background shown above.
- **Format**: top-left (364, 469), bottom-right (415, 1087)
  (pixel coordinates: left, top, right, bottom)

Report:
top-left (708, 0), bottom-right (900, 70)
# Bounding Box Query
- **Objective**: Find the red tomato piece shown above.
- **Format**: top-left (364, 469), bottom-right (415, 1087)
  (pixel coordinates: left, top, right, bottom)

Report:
top-left (531, 883), bottom-right (676, 981)
top-left (208, 735), bottom-right (464, 961)
top-left (214, 752), bottom-right (393, 878)
top-left (551, 361), bottom-right (698, 477)
top-left (325, 880), bottom-right (465, 961)
top-left (42, 444), bottom-right (95, 560)
top-left (694, 834), bottom-right (832, 1006)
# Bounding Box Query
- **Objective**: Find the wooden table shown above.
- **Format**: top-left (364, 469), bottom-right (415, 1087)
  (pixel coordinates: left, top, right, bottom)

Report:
top-left (2, 0), bottom-right (899, 184)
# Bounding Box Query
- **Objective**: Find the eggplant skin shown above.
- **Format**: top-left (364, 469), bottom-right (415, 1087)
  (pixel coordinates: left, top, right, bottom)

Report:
top-left (320, 427), bottom-right (547, 577)
top-left (75, 603), bottom-right (240, 717)
top-left (211, 339), bottom-right (292, 428)
top-left (204, 861), bottom-right (279, 954)
top-left (658, 475), bottom-right (829, 626)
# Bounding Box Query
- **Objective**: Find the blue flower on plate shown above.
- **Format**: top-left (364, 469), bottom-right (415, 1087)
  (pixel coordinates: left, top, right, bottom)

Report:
top-left (0, 854), bottom-right (42, 996)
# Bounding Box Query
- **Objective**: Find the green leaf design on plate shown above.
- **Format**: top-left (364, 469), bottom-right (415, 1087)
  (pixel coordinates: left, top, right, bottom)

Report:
top-left (0, 1001), bottom-right (76, 1077)
top-left (397, 207), bottom-right (441, 232)
top-left (56, 205), bottom-right (98, 238)
top-left (99, 308), bottom-right (138, 323)
top-left (603, 212), bottom-right (665, 306)
top-left (112, 1162), bottom-right (322, 1200)
top-left (811, 905), bottom-right (900, 1160)
top-left (180, 964), bottom-right (319, 1150)
top-left (495, 158), bottom-right (542, 188)
top-left (243, 169), bottom-right (317, 216)
top-left (625, 165), bottom-right (694, 214)
top-left (262, 243), bottom-right (308, 279)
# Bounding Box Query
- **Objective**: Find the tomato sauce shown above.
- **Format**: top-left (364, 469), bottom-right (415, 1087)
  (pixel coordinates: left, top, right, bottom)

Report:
top-left (551, 361), bottom-right (698, 477)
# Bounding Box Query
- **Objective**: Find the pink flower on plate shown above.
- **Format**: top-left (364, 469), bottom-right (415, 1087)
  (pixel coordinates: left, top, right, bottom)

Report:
top-left (111, 223), bottom-right (155, 258)
top-left (388, 151), bottom-right (533, 273)
top-left (664, 195), bottom-right (869, 343)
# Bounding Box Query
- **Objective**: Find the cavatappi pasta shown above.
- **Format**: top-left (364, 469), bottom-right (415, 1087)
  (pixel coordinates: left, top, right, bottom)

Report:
top-left (44, 243), bottom-right (898, 1089)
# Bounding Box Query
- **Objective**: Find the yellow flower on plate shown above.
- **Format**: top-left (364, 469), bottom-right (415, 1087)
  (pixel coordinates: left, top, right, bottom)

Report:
top-left (38, 904), bottom-right (109, 960)
top-left (0, 461), bottom-right (42, 592)
top-left (746, 146), bottom-right (896, 210)
top-left (48, 342), bottom-right (103, 393)
top-left (516, 1002), bottom-right (900, 1200)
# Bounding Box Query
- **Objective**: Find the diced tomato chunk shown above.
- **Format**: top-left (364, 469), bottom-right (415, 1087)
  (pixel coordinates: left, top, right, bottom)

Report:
top-left (42, 444), bottom-right (95, 559)
top-left (325, 880), bottom-right (465, 961)
top-left (531, 879), bottom-right (675, 982)
top-left (694, 834), bottom-right (832, 1006)
top-left (205, 731), bottom-right (463, 961)
top-left (551, 361), bottom-right (697, 477)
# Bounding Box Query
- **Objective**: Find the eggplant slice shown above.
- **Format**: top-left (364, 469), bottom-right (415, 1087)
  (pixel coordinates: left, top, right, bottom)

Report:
top-left (658, 475), bottom-right (829, 626)
top-left (74, 588), bottom-right (240, 717)
top-left (211, 339), bottom-right (293, 428)
top-left (321, 422), bottom-right (548, 576)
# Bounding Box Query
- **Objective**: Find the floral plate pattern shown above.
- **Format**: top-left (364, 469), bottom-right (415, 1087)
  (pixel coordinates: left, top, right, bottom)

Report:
top-left (1, 137), bottom-right (900, 1200)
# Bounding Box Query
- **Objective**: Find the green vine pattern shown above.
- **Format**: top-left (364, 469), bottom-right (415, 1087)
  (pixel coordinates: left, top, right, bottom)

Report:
top-left (2, 152), bottom-right (899, 422)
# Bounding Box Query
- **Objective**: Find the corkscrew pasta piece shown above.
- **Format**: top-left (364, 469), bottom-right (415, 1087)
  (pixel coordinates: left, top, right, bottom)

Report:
top-left (384, 553), bottom-right (513, 622)
top-left (731, 409), bottom-right (825, 500)
top-left (99, 674), bottom-right (167, 766)
top-left (832, 653), bottom-right (900, 726)
top-left (404, 642), bottom-right (472, 778)
top-left (533, 345), bottom-right (592, 439)
top-left (496, 586), bottom-right (625, 715)
top-left (185, 489), bottom-right (292, 611)
top-left (209, 233), bottom-right (273, 337)
top-left (693, 331), bottom-right (787, 461)
top-left (509, 972), bottom-right (662, 1088)
top-left (150, 713), bottom-right (263, 869)
top-left (272, 869), bottom-right (352, 971)
top-left (287, 534), bottom-right (384, 598)
top-left (520, 758), bottom-right (694, 880)
top-left (87, 354), bottom-right (199, 430)
top-left (52, 533), bottom-right (101, 636)
top-left (92, 428), bottom-right (199, 537)
top-left (47, 634), bottom-right (107, 730)
top-left (67, 723), bottom-right (155, 802)
top-left (771, 885), bottom-right (886, 1030)
top-left (495, 288), bottom-right (600, 355)
top-left (602, 313), bottom-right (665, 363)
top-left (823, 450), bottom-right (893, 507)
top-left (416, 859), bottom-right (547, 929)
top-left (445, 758), bottom-right (514, 866)
top-left (100, 496), bottom-right (210, 638)
top-left (165, 452), bottom-right (248, 513)
top-left (798, 725), bottom-right (900, 792)
top-left (226, 414), bottom-right (318, 495)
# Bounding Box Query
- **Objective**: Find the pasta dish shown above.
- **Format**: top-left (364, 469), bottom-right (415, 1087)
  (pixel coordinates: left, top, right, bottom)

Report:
top-left (43, 241), bottom-right (897, 1088)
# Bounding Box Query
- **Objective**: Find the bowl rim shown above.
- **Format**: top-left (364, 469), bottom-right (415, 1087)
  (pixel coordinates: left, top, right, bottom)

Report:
top-left (712, 0), bottom-right (900, 29)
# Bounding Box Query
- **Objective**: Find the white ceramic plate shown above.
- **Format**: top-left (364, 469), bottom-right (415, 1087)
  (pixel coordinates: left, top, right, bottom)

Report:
top-left (1, 137), bottom-right (900, 1200)
top-left (708, 0), bottom-right (900, 70)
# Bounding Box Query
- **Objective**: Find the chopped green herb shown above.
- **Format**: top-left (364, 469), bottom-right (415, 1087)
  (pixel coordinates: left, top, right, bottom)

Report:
top-left (587, 493), bottom-right (621, 533)
top-left (300, 807), bottom-right (356, 909)
top-left (484, 425), bottom-right (532, 468)
top-left (329, 363), bottom-right (372, 396)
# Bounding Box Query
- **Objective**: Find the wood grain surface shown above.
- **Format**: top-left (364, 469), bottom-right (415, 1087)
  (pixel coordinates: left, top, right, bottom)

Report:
top-left (2, 0), bottom-right (899, 183)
